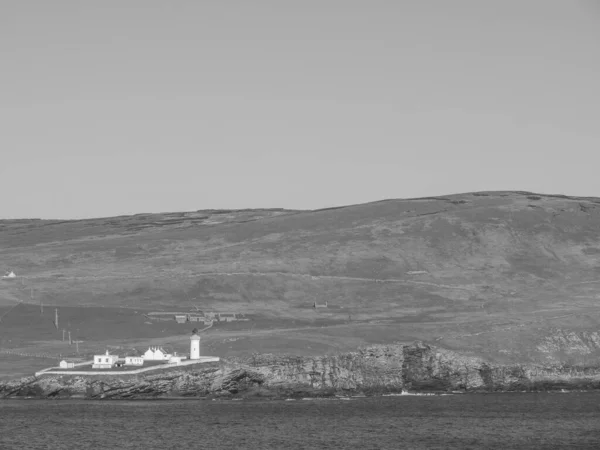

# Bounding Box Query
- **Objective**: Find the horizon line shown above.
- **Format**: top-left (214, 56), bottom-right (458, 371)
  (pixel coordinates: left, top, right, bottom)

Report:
top-left (2, 189), bottom-right (598, 222)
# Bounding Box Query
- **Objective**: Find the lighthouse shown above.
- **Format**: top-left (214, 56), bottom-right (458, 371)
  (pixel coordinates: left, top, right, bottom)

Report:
top-left (190, 330), bottom-right (200, 360)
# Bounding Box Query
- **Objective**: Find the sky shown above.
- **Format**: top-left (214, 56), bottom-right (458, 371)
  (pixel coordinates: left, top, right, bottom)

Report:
top-left (1, 1), bottom-right (600, 219)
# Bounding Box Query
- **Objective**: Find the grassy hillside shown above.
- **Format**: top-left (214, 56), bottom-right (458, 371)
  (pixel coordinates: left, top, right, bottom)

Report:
top-left (2, 191), bottom-right (600, 376)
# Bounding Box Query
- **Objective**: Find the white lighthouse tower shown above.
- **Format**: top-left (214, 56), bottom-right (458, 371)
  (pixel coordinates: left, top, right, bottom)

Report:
top-left (190, 330), bottom-right (200, 360)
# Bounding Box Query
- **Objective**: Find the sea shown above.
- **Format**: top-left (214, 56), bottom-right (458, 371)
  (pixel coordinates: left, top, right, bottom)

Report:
top-left (1, 392), bottom-right (600, 449)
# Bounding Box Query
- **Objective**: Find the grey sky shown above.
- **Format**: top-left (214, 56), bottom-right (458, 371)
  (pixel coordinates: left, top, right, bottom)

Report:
top-left (1, 1), bottom-right (599, 219)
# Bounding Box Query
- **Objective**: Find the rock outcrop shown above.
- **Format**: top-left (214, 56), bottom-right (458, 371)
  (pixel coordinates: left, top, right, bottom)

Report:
top-left (536, 329), bottom-right (600, 362)
top-left (3, 342), bottom-right (600, 399)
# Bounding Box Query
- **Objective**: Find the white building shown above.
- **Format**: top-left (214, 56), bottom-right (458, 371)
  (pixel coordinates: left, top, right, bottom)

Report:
top-left (93, 350), bottom-right (119, 369)
top-left (218, 313), bottom-right (236, 322)
top-left (169, 355), bottom-right (183, 365)
top-left (2, 271), bottom-right (16, 279)
top-left (125, 356), bottom-right (144, 366)
top-left (59, 360), bottom-right (75, 369)
top-left (143, 347), bottom-right (171, 361)
top-left (190, 333), bottom-right (200, 360)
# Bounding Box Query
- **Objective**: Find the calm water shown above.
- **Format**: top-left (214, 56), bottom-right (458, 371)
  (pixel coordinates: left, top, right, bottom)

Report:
top-left (1, 393), bottom-right (600, 449)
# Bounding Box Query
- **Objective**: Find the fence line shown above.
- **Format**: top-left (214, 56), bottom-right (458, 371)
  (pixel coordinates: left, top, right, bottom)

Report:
top-left (0, 350), bottom-right (62, 359)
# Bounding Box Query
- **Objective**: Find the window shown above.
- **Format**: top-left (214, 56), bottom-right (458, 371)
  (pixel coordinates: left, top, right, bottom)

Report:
top-left (105, 358), bottom-right (109, 363)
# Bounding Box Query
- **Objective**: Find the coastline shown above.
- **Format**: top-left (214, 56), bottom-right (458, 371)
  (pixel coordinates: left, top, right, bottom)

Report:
top-left (3, 342), bottom-right (600, 400)
top-left (2, 389), bottom-right (597, 403)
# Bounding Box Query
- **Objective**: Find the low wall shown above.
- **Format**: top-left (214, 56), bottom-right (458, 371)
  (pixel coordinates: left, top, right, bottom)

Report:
top-left (35, 357), bottom-right (219, 377)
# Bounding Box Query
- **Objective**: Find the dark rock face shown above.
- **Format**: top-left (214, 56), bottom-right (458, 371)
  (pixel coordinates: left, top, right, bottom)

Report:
top-left (2, 343), bottom-right (600, 399)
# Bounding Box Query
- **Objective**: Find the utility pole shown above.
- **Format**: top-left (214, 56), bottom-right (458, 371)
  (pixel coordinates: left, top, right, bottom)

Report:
top-left (54, 309), bottom-right (59, 330)
top-left (62, 329), bottom-right (66, 341)
top-left (75, 340), bottom-right (79, 354)
top-left (68, 331), bottom-right (72, 345)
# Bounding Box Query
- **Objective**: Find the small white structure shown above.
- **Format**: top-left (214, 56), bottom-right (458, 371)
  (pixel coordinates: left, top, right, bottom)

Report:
top-left (92, 350), bottom-right (119, 369)
top-left (218, 313), bottom-right (236, 322)
top-left (169, 355), bottom-right (182, 365)
top-left (190, 332), bottom-right (200, 360)
top-left (2, 271), bottom-right (16, 279)
top-left (59, 360), bottom-right (75, 369)
top-left (125, 356), bottom-right (144, 366)
top-left (143, 347), bottom-right (171, 361)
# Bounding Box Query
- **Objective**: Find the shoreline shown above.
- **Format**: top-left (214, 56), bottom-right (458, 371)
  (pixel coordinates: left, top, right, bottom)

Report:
top-left (4, 342), bottom-right (600, 401)
top-left (2, 389), bottom-right (598, 402)
top-left (3, 383), bottom-right (599, 402)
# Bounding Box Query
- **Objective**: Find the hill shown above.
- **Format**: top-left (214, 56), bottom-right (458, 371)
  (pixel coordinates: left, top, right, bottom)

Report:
top-left (2, 191), bottom-right (600, 378)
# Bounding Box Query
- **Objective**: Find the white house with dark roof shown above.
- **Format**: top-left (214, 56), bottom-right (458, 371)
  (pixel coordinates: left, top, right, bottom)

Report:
top-left (143, 347), bottom-right (171, 361)
top-left (59, 359), bottom-right (76, 369)
top-left (218, 313), bottom-right (236, 322)
top-left (93, 350), bottom-right (119, 369)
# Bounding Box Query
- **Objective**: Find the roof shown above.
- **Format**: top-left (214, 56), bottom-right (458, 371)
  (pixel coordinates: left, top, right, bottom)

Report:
top-left (146, 346), bottom-right (167, 353)
top-left (190, 333), bottom-right (201, 340)
top-left (96, 350), bottom-right (118, 356)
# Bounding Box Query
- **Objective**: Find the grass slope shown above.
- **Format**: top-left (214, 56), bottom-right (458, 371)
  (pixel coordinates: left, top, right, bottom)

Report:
top-left (2, 191), bottom-right (600, 373)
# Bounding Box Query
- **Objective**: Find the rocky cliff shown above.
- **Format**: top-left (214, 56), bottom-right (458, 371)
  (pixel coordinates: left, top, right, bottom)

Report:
top-left (3, 342), bottom-right (600, 399)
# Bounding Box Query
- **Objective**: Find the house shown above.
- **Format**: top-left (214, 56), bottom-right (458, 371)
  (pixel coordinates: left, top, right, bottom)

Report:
top-left (59, 360), bottom-right (75, 369)
top-left (125, 356), bottom-right (144, 366)
top-left (218, 313), bottom-right (236, 322)
top-left (92, 350), bottom-right (119, 369)
top-left (143, 347), bottom-right (171, 361)
top-left (188, 315), bottom-right (205, 322)
top-left (174, 315), bottom-right (188, 323)
top-left (313, 301), bottom-right (328, 309)
top-left (2, 271), bottom-right (16, 279)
